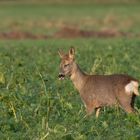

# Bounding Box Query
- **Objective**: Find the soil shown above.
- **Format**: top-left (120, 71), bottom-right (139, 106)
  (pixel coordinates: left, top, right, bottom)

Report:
top-left (0, 31), bottom-right (48, 39)
top-left (0, 27), bottom-right (138, 40)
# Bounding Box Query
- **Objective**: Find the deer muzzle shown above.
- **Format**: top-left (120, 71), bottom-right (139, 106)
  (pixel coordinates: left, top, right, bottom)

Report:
top-left (58, 73), bottom-right (65, 80)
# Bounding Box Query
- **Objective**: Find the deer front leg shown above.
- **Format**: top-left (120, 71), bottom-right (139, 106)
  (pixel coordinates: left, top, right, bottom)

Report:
top-left (86, 104), bottom-right (95, 116)
top-left (85, 100), bottom-right (100, 117)
top-left (86, 107), bottom-right (93, 116)
top-left (95, 108), bottom-right (101, 118)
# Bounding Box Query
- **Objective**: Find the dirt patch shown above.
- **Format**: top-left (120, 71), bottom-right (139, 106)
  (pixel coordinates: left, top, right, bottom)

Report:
top-left (0, 31), bottom-right (48, 39)
top-left (0, 27), bottom-right (138, 40)
top-left (53, 27), bottom-right (135, 38)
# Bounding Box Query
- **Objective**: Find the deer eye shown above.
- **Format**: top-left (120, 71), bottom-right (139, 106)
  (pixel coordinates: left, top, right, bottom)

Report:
top-left (64, 64), bottom-right (69, 68)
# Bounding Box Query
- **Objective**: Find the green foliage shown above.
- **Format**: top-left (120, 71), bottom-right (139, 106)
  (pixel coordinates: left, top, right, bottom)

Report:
top-left (0, 39), bottom-right (140, 139)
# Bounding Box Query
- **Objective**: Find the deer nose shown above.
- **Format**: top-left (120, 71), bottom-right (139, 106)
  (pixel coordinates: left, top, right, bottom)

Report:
top-left (58, 73), bottom-right (65, 80)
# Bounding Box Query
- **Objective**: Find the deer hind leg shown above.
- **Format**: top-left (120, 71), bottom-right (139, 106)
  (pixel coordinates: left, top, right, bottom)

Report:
top-left (118, 94), bottom-right (135, 113)
top-left (131, 94), bottom-right (136, 109)
top-left (122, 104), bottom-right (135, 113)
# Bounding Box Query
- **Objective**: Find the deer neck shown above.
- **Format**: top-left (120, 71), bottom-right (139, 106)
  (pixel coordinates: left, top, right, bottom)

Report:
top-left (70, 62), bottom-right (87, 92)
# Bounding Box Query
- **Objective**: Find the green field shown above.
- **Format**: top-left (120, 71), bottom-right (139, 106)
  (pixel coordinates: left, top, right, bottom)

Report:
top-left (0, 3), bottom-right (140, 140)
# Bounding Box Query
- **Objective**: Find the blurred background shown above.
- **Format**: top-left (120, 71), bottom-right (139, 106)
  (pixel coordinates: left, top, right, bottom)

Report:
top-left (0, 0), bottom-right (140, 39)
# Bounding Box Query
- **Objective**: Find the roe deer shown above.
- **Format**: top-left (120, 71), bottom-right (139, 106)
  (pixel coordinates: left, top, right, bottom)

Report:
top-left (58, 47), bottom-right (139, 117)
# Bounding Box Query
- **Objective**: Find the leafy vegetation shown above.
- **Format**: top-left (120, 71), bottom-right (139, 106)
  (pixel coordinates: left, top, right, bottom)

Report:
top-left (0, 39), bottom-right (140, 139)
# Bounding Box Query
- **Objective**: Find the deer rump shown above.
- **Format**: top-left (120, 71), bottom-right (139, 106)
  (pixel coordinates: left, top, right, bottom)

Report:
top-left (81, 74), bottom-right (139, 110)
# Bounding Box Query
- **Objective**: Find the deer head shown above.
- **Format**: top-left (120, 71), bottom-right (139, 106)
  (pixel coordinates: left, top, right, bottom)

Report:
top-left (58, 47), bottom-right (75, 80)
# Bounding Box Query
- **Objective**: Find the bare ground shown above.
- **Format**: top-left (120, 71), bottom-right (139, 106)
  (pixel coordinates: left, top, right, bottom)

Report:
top-left (0, 27), bottom-right (139, 40)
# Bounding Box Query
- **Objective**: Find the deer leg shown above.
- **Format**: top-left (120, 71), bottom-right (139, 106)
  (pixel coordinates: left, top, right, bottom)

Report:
top-left (86, 104), bottom-right (95, 116)
top-left (123, 105), bottom-right (134, 113)
top-left (118, 95), bottom-right (135, 113)
top-left (86, 107), bottom-right (94, 116)
top-left (120, 101), bottom-right (135, 113)
top-left (95, 108), bottom-right (101, 118)
top-left (131, 95), bottom-right (136, 109)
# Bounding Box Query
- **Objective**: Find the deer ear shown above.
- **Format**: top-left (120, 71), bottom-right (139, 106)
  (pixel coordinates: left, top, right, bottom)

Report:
top-left (69, 47), bottom-right (75, 59)
top-left (58, 50), bottom-right (64, 58)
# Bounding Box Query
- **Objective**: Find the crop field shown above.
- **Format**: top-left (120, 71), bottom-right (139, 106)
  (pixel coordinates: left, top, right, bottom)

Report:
top-left (0, 2), bottom-right (140, 140)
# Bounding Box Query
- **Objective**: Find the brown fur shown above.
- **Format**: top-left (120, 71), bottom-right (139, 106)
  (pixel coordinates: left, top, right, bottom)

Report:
top-left (58, 48), bottom-right (139, 117)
